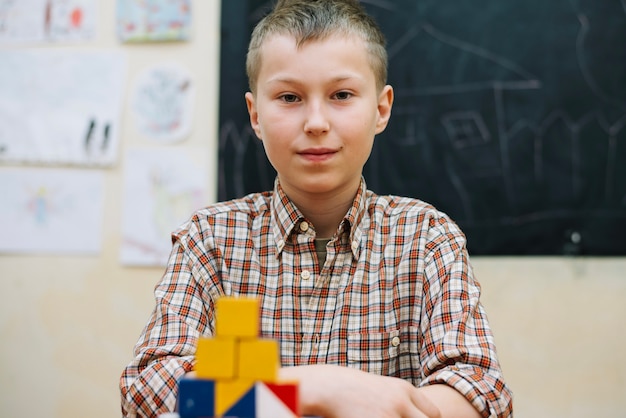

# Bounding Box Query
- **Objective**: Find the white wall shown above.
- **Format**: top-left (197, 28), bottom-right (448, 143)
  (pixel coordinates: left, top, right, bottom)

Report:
top-left (0, 1), bottom-right (625, 417)
top-left (476, 257), bottom-right (626, 417)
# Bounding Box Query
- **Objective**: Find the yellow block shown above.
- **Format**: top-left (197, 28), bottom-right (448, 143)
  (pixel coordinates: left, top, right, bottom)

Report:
top-left (195, 337), bottom-right (238, 379)
top-left (216, 297), bottom-right (260, 338)
top-left (215, 378), bottom-right (255, 416)
top-left (238, 338), bottom-right (279, 382)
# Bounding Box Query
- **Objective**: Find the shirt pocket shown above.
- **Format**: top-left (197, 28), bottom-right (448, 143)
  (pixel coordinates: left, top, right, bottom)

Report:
top-left (347, 326), bottom-right (420, 380)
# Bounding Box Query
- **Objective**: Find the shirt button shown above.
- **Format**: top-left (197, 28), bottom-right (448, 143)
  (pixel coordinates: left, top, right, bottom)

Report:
top-left (277, 239), bottom-right (284, 248)
top-left (391, 336), bottom-right (401, 347)
top-left (301, 270), bottom-right (311, 280)
top-left (299, 221), bottom-right (309, 232)
top-left (351, 240), bottom-right (359, 251)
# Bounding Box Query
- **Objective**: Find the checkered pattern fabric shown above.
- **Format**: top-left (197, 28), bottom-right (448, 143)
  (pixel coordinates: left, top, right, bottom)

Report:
top-left (120, 178), bottom-right (513, 417)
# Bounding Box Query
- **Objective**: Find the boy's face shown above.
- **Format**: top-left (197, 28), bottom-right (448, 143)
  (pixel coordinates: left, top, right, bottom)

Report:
top-left (246, 34), bottom-right (393, 199)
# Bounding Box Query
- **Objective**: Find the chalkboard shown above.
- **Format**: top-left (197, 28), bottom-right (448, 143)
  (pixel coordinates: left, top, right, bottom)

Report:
top-left (218, 0), bottom-right (626, 255)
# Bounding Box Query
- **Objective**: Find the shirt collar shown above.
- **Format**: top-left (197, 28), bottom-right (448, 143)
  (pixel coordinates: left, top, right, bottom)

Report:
top-left (270, 177), bottom-right (368, 259)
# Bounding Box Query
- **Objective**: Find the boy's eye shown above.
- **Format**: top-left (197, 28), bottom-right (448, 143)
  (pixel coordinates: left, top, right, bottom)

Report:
top-left (280, 94), bottom-right (299, 103)
top-left (333, 91), bottom-right (352, 100)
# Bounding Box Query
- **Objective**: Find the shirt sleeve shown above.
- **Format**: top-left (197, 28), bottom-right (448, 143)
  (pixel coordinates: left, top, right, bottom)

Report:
top-left (418, 217), bottom-right (513, 418)
top-left (119, 223), bottom-right (220, 417)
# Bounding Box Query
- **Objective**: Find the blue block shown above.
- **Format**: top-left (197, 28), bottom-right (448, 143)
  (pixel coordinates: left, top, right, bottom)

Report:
top-left (223, 384), bottom-right (256, 417)
top-left (177, 377), bottom-right (215, 418)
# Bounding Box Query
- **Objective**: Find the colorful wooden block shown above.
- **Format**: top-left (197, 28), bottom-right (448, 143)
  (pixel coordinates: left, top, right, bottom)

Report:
top-left (177, 377), bottom-right (215, 418)
top-left (216, 297), bottom-right (260, 338)
top-left (238, 339), bottom-right (279, 382)
top-left (195, 337), bottom-right (238, 379)
top-left (222, 381), bottom-right (300, 418)
top-left (215, 378), bottom-right (255, 416)
top-left (223, 383), bottom-right (257, 417)
top-left (263, 381), bottom-right (299, 416)
top-left (183, 297), bottom-right (302, 417)
top-left (254, 382), bottom-right (298, 418)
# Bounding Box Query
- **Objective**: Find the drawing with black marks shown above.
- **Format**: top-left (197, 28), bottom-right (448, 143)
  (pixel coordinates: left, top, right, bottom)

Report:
top-left (0, 49), bottom-right (126, 166)
top-left (218, 0), bottom-right (626, 255)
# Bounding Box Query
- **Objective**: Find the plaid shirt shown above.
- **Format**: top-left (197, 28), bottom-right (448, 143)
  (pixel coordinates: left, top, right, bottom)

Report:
top-left (120, 178), bottom-right (513, 417)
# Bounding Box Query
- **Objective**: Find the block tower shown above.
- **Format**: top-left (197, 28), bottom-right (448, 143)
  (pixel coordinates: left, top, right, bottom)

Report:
top-left (177, 296), bottom-right (300, 418)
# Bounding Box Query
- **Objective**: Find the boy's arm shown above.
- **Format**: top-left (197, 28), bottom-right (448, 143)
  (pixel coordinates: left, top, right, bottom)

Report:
top-left (280, 365), bottom-right (480, 418)
top-left (119, 235), bottom-right (218, 417)
top-left (416, 222), bottom-right (513, 417)
top-left (418, 384), bottom-right (481, 417)
top-left (119, 313), bottom-right (195, 416)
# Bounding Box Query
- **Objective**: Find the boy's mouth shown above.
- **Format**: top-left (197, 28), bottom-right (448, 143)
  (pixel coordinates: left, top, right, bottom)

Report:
top-left (298, 147), bottom-right (337, 162)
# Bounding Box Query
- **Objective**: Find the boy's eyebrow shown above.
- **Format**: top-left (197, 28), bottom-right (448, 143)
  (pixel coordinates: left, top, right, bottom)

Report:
top-left (265, 74), bottom-right (365, 86)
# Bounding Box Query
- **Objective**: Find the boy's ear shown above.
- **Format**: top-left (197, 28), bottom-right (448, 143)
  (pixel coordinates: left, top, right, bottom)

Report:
top-left (375, 85), bottom-right (394, 134)
top-left (245, 92), bottom-right (262, 140)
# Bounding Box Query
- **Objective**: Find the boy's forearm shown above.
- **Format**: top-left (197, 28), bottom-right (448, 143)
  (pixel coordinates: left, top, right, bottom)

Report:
top-left (121, 357), bottom-right (192, 417)
top-left (278, 365), bottom-right (332, 417)
top-left (418, 384), bottom-right (482, 418)
top-left (279, 365), bottom-right (441, 418)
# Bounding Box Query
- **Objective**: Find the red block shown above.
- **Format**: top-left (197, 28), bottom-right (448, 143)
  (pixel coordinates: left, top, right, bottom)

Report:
top-left (264, 381), bottom-right (299, 415)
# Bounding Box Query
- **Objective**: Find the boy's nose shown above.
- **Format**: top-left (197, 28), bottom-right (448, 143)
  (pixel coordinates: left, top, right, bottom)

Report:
top-left (304, 102), bottom-right (330, 135)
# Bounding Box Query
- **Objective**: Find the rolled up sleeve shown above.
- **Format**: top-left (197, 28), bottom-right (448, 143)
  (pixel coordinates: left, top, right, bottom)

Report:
top-left (120, 221), bottom-right (221, 417)
top-left (419, 224), bottom-right (513, 417)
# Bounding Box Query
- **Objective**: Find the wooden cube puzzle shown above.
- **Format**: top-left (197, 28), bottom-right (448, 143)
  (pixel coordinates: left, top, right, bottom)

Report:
top-left (215, 296), bottom-right (259, 338)
top-left (238, 339), bottom-right (279, 382)
top-left (195, 337), bottom-right (237, 379)
top-left (215, 378), bottom-right (256, 416)
top-left (177, 296), bottom-right (301, 418)
top-left (178, 379), bottom-right (299, 418)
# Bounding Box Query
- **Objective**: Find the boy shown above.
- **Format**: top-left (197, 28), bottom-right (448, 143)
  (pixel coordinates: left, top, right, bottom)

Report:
top-left (120, 0), bottom-right (513, 417)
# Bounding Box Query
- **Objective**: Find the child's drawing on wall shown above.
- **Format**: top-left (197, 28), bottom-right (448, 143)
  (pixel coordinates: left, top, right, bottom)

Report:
top-left (0, 167), bottom-right (104, 254)
top-left (120, 148), bottom-right (208, 266)
top-left (116, 0), bottom-right (191, 43)
top-left (131, 62), bottom-right (194, 143)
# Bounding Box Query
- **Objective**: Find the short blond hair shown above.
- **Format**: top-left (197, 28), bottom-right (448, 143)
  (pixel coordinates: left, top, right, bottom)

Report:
top-left (246, 0), bottom-right (388, 94)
